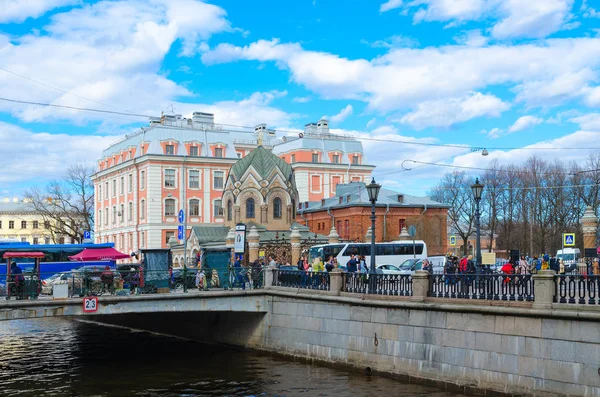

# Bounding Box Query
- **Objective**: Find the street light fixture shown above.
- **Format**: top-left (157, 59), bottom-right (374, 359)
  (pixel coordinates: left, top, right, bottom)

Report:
top-left (366, 178), bottom-right (381, 275)
top-left (471, 177), bottom-right (484, 266)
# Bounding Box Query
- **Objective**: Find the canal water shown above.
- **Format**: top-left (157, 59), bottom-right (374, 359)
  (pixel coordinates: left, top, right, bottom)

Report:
top-left (0, 318), bottom-right (463, 397)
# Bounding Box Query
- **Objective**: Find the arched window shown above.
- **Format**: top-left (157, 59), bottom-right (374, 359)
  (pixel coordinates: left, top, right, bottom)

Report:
top-left (246, 198), bottom-right (255, 218)
top-left (227, 200), bottom-right (233, 221)
top-left (165, 198), bottom-right (175, 216)
top-left (273, 197), bottom-right (282, 219)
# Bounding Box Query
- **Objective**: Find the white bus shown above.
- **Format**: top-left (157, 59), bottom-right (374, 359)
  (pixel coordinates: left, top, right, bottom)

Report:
top-left (307, 241), bottom-right (428, 268)
top-left (556, 248), bottom-right (580, 265)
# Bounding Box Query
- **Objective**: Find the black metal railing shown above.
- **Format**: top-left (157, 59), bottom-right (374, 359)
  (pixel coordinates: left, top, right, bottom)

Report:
top-left (428, 274), bottom-right (534, 301)
top-left (273, 270), bottom-right (330, 291)
top-left (343, 273), bottom-right (412, 296)
top-left (554, 275), bottom-right (600, 304)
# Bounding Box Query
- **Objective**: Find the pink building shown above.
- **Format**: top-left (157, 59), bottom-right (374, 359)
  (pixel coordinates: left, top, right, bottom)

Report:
top-left (92, 113), bottom-right (374, 257)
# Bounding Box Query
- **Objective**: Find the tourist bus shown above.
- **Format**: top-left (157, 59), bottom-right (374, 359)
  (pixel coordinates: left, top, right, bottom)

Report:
top-left (0, 241), bottom-right (116, 279)
top-left (307, 240), bottom-right (427, 268)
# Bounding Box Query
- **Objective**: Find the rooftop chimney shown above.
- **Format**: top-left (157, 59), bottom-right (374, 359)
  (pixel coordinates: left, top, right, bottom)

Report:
top-left (317, 118), bottom-right (329, 133)
top-left (192, 112), bottom-right (215, 125)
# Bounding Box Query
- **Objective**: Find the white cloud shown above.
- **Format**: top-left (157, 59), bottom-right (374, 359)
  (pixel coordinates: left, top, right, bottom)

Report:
top-left (582, 0), bottom-right (599, 18)
top-left (292, 96), bottom-right (311, 103)
top-left (200, 37), bottom-right (600, 114)
top-left (454, 29), bottom-right (487, 47)
top-left (361, 35), bottom-right (419, 49)
top-left (329, 104), bottom-right (353, 123)
top-left (582, 86), bottom-right (600, 107)
top-left (514, 69), bottom-right (595, 107)
top-left (0, 0), bottom-right (233, 124)
top-left (571, 113), bottom-right (600, 130)
top-left (491, 0), bottom-right (575, 39)
top-left (404, 0), bottom-right (574, 39)
top-left (0, 0), bottom-right (79, 23)
top-left (380, 0), bottom-right (403, 13)
top-left (0, 121), bottom-right (116, 184)
top-left (399, 92), bottom-right (509, 129)
top-left (484, 127), bottom-right (503, 139)
top-left (508, 115), bottom-right (544, 133)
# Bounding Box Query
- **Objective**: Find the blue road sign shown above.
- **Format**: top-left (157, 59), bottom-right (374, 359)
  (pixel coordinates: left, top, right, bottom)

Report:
top-left (563, 233), bottom-right (575, 246)
top-left (178, 225), bottom-right (184, 240)
top-left (178, 209), bottom-right (184, 224)
top-left (83, 231), bottom-right (91, 240)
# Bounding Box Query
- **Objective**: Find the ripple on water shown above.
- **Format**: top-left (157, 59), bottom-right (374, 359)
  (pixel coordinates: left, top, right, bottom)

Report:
top-left (0, 318), bottom-right (465, 397)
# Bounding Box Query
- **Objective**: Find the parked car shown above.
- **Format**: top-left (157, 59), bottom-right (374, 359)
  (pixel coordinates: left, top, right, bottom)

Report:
top-left (375, 264), bottom-right (403, 274)
top-left (397, 259), bottom-right (424, 275)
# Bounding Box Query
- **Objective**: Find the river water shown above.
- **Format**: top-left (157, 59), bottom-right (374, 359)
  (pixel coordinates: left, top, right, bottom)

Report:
top-left (0, 318), bottom-right (463, 397)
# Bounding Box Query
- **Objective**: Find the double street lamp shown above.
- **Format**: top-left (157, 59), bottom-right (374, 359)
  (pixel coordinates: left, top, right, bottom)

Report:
top-left (366, 178), bottom-right (381, 274)
top-left (471, 178), bottom-right (484, 266)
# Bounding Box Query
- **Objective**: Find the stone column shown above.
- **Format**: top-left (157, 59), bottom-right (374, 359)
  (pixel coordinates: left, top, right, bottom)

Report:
top-left (260, 204), bottom-right (268, 224)
top-left (364, 226), bottom-right (372, 243)
top-left (264, 264), bottom-right (277, 289)
top-left (290, 226), bottom-right (301, 266)
top-left (234, 205), bottom-right (241, 224)
top-left (411, 270), bottom-right (429, 302)
top-left (329, 268), bottom-right (344, 296)
top-left (247, 226), bottom-right (260, 263)
top-left (581, 206), bottom-right (598, 252)
top-left (533, 270), bottom-right (556, 309)
top-left (226, 228), bottom-right (235, 265)
top-left (328, 225), bottom-right (340, 244)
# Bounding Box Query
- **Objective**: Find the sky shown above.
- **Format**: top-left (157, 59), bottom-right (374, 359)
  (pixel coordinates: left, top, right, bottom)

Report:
top-left (1, 0), bottom-right (600, 197)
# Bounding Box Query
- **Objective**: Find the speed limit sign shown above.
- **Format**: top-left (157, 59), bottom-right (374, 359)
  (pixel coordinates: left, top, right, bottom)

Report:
top-left (82, 296), bottom-right (98, 313)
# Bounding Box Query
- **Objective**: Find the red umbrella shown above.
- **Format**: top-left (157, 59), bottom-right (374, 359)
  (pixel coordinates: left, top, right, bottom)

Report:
top-left (69, 247), bottom-right (130, 261)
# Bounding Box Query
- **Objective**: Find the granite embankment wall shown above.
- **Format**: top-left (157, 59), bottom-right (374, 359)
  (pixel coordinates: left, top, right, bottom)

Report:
top-left (90, 290), bottom-right (600, 397)
top-left (259, 291), bottom-right (600, 397)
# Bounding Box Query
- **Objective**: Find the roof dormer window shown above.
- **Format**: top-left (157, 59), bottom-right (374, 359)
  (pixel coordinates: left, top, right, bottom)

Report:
top-left (166, 144), bottom-right (174, 155)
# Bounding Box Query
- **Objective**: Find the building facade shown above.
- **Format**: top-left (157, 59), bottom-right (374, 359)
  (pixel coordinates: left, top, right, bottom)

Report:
top-left (92, 112), bottom-right (374, 253)
top-left (297, 182), bottom-right (450, 256)
top-left (0, 198), bottom-right (74, 244)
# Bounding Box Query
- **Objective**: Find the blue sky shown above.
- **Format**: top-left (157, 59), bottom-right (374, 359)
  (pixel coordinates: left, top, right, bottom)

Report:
top-left (1, 0), bottom-right (600, 196)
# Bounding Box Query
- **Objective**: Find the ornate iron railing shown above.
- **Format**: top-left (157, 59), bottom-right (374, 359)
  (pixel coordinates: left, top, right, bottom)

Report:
top-left (554, 275), bottom-right (600, 304)
top-left (428, 274), bottom-right (534, 301)
top-left (342, 273), bottom-right (412, 296)
top-left (273, 270), bottom-right (330, 291)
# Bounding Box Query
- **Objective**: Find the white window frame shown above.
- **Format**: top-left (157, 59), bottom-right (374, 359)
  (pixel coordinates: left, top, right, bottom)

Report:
top-left (120, 177), bottom-right (124, 196)
top-left (213, 171), bottom-right (224, 190)
top-left (112, 180), bottom-right (116, 197)
top-left (140, 199), bottom-right (146, 220)
top-left (164, 198), bottom-right (176, 217)
top-left (214, 147), bottom-right (223, 158)
top-left (213, 199), bottom-right (224, 217)
top-left (190, 146), bottom-right (199, 157)
top-left (164, 169), bottom-right (176, 188)
top-left (140, 170), bottom-right (146, 190)
top-left (128, 202), bottom-right (133, 222)
top-left (189, 199), bottom-right (200, 217)
top-left (128, 174), bottom-right (133, 193)
top-left (166, 144), bottom-right (175, 155)
top-left (189, 170), bottom-right (200, 189)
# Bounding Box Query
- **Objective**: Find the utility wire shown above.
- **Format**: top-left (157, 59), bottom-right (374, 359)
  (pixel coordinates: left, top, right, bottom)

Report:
top-left (0, 67), bottom-right (131, 113)
top-left (2, 96), bottom-right (600, 151)
top-left (402, 160), bottom-right (600, 176)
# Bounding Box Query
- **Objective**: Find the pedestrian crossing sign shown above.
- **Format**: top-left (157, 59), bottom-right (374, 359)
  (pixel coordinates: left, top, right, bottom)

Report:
top-left (563, 233), bottom-right (575, 247)
top-left (450, 236), bottom-right (456, 246)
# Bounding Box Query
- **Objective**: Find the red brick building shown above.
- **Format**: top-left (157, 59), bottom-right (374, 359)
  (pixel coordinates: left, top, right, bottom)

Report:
top-left (296, 182), bottom-right (450, 256)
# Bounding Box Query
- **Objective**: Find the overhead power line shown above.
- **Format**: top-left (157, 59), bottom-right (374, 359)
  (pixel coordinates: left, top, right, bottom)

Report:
top-left (0, 67), bottom-right (131, 113)
top-left (2, 96), bottom-right (600, 151)
top-left (402, 160), bottom-right (600, 176)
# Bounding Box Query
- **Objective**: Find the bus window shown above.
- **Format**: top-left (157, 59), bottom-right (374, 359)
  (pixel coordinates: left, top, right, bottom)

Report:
top-left (359, 245), bottom-right (371, 256)
top-left (393, 245), bottom-right (408, 255)
top-left (344, 244), bottom-right (361, 256)
top-left (376, 244), bottom-right (394, 256)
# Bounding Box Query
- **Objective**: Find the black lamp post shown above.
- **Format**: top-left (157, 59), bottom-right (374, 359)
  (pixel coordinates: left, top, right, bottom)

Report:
top-left (471, 177), bottom-right (484, 267)
top-left (366, 178), bottom-right (381, 274)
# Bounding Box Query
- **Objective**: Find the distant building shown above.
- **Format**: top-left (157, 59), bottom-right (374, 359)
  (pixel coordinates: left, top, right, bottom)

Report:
top-left (296, 182), bottom-right (450, 256)
top-left (92, 113), bottom-right (374, 253)
top-left (0, 198), bottom-right (73, 244)
top-left (447, 225), bottom-right (499, 257)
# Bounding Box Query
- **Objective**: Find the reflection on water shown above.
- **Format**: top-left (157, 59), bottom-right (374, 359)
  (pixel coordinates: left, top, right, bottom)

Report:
top-left (0, 318), bottom-right (463, 396)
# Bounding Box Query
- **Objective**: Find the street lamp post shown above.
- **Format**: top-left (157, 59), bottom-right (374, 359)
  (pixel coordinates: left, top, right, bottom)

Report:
top-left (366, 178), bottom-right (381, 276)
top-left (471, 178), bottom-right (484, 267)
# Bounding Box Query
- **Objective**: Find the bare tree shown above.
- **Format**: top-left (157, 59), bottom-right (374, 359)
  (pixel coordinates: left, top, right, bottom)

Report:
top-left (430, 171), bottom-right (476, 255)
top-left (24, 164), bottom-right (94, 243)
